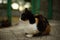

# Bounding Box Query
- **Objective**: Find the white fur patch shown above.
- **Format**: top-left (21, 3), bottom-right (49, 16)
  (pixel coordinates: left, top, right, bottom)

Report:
top-left (21, 20), bottom-right (39, 34)
top-left (26, 34), bottom-right (33, 38)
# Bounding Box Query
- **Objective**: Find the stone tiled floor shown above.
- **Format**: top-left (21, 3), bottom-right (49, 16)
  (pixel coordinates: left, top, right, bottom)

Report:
top-left (0, 20), bottom-right (60, 40)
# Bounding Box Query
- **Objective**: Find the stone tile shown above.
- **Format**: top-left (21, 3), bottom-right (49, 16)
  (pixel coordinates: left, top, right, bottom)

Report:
top-left (40, 36), bottom-right (47, 40)
top-left (47, 35), bottom-right (60, 40)
top-left (50, 25), bottom-right (60, 36)
top-left (0, 31), bottom-right (17, 40)
top-left (0, 20), bottom-right (60, 40)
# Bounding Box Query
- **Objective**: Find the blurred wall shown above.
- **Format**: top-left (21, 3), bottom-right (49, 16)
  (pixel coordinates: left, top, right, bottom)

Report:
top-left (0, 0), bottom-right (60, 20)
top-left (53, 0), bottom-right (60, 20)
top-left (40, 0), bottom-right (60, 20)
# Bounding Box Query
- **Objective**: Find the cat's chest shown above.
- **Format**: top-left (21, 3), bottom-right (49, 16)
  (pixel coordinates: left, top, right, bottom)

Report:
top-left (22, 21), bottom-right (38, 31)
top-left (20, 19), bottom-right (39, 33)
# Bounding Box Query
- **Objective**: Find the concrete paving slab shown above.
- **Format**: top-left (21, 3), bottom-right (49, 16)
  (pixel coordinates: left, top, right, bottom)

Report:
top-left (0, 20), bottom-right (60, 40)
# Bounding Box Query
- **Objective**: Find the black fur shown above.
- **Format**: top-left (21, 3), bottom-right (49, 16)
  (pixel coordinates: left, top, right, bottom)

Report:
top-left (21, 8), bottom-right (35, 24)
top-left (35, 15), bottom-right (49, 33)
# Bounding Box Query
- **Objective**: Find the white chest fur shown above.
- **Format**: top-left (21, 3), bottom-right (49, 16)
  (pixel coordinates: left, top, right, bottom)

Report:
top-left (21, 20), bottom-right (39, 34)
